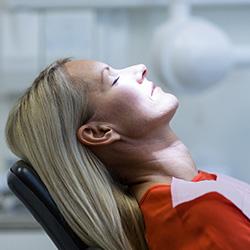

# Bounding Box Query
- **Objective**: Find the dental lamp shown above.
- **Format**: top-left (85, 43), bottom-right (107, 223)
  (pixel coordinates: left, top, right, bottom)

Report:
top-left (153, 2), bottom-right (250, 93)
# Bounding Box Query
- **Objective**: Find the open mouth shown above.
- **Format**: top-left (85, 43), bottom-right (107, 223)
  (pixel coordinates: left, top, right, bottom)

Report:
top-left (151, 82), bottom-right (155, 96)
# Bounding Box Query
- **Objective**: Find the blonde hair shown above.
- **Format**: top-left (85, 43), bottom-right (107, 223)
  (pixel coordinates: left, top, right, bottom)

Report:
top-left (5, 58), bottom-right (149, 249)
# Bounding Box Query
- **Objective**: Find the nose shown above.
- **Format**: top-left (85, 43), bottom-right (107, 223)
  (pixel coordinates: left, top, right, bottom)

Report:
top-left (136, 64), bottom-right (147, 84)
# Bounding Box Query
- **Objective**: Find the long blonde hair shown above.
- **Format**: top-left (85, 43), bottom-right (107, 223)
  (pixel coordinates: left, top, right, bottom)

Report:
top-left (5, 58), bottom-right (149, 249)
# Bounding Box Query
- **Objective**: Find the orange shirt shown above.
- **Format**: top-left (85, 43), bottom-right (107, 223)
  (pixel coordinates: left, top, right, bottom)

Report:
top-left (139, 171), bottom-right (250, 249)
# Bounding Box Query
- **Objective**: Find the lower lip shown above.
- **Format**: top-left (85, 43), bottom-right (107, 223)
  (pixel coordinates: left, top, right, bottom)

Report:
top-left (152, 86), bottom-right (161, 96)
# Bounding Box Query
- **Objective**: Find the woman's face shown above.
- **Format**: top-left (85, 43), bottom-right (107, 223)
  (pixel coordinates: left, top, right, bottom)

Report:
top-left (65, 59), bottom-right (178, 138)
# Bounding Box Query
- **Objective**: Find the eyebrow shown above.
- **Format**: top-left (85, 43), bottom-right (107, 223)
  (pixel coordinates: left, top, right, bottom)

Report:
top-left (101, 66), bottom-right (110, 84)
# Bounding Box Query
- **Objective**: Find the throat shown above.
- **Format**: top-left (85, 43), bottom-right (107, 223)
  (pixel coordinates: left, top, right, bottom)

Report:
top-left (127, 141), bottom-right (198, 203)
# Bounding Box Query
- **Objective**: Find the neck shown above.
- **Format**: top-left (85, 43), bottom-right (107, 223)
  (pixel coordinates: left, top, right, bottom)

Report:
top-left (92, 125), bottom-right (198, 202)
top-left (113, 126), bottom-right (198, 202)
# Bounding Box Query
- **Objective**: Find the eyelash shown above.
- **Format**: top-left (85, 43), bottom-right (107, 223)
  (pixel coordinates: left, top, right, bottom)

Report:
top-left (112, 76), bottom-right (120, 86)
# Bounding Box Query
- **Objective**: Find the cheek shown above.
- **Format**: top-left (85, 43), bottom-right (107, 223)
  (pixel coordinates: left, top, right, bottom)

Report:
top-left (108, 93), bottom-right (144, 120)
top-left (107, 93), bottom-right (158, 136)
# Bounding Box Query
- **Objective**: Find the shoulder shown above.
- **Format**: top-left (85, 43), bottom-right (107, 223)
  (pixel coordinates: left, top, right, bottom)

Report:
top-left (140, 173), bottom-right (250, 249)
top-left (139, 170), bottom-right (215, 207)
top-left (171, 171), bottom-right (250, 219)
top-left (139, 184), bottom-right (171, 207)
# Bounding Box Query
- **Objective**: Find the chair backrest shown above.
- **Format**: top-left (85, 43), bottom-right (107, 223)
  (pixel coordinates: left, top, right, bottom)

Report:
top-left (7, 160), bottom-right (91, 250)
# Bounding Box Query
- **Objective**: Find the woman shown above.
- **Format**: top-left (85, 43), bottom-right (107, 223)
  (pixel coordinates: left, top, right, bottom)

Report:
top-left (5, 58), bottom-right (250, 249)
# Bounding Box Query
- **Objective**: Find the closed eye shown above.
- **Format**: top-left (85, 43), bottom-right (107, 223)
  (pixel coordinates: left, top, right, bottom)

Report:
top-left (112, 76), bottom-right (120, 86)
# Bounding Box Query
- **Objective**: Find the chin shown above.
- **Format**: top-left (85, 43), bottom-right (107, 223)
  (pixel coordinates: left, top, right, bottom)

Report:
top-left (167, 93), bottom-right (179, 110)
top-left (163, 93), bottom-right (179, 122)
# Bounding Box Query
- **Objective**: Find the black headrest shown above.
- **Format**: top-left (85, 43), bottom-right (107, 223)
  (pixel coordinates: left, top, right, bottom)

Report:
top-left (8, 160), bottom-right (90, 250)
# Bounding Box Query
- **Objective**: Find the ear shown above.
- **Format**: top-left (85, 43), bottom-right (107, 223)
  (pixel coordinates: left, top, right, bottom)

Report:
top-left (77, 122), bottom-right (121, 146)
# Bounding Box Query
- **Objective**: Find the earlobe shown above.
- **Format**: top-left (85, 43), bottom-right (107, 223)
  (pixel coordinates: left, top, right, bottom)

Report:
top-left (77, 123), bottom-right (121, 146)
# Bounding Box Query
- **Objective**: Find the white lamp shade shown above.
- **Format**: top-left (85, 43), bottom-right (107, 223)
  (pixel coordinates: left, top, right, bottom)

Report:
top-left (154, 17), bottom-right (234, 93)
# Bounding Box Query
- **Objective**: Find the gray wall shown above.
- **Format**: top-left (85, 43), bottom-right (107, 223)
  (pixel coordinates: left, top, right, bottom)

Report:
top-left (0, 1), bottom-right (250, 184)
top-left (0, 1), bottom-right (249, 248)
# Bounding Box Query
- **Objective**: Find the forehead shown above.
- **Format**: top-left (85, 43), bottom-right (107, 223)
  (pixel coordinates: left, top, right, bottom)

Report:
top-left (65, 59), bottom-right (107, 80)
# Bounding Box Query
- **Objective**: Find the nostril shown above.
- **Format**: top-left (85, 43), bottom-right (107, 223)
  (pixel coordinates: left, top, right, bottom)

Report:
top-left (142, 69), bottom-right (147, 80)
top-left (136, 65), bottom-right (147, 84)
top-left (138, 68), bottom-right (147, 84)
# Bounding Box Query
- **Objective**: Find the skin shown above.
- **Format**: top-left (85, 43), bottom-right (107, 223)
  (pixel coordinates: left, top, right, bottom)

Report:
top-left (65, 59), bottom-right (198, 202)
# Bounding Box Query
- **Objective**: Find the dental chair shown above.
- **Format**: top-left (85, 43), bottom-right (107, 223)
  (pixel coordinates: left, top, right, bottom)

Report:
top-left (7, 160), bottom-right (97, 250)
